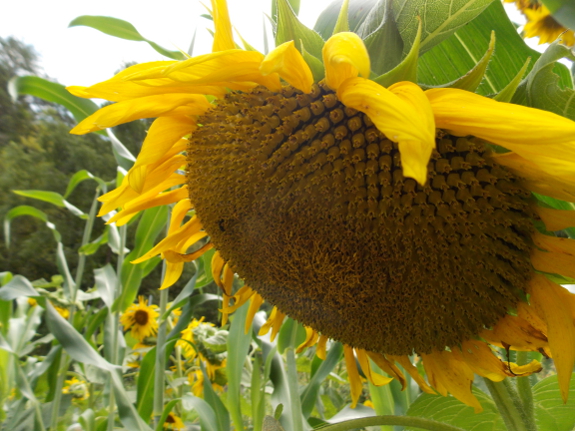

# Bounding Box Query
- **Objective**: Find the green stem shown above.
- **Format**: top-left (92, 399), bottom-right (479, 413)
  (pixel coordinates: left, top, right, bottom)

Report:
top-left (107, 223), bottom-right (127, 431)
top-left (153, 260), bottom-right (170, 427)
top-left (317, 415), bottom-right (467, 431)
top-left (515, 352), bottom-right (536, 428)
top-left (483, 378), bottom-right (536, 431)
top-left (50, 355), bottom-right (70, 430)
top-left (286, 323), bottom-right (304, 431)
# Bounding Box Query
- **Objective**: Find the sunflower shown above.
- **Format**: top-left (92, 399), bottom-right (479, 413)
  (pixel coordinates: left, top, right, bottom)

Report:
top-left (69, 0), bottom-right (575, 412)
top-left (506, 0), bottom-right (575, 46)
top-left (163, 412), bottom-right (185, 430)
top-left (120, 295), bottom-right (159, 342)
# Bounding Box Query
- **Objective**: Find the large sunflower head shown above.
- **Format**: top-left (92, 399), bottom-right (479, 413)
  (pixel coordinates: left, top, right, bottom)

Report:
top-left (69, 0), bottom-right (575, 412)
top-left (120, 295), bottom-right (159, 342)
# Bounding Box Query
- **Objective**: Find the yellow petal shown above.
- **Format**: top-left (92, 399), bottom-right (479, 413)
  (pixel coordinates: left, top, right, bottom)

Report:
top-left (211, 0), bottom-right (235, 52)
top-left (366, 352), bottom-right (407, 390)
top-left (159, 260), bottom-right (184, 290)
top-left (426, 88), bottom-right (575, 179)
top-left (533, 232), bottom-right (575, 256)
top-left (530, 274), bottom-right (575, 402)
top-left (316, 335), bottom-right (329, 360)
top-left (260, 41), bottom-right (313, 93)
top-left (258, 306), bottom-right (286, 342)
top-left (493, 152), bottom-right (575, 202)
top-left (222, 263), bottom-right (234, 296)
top-left (531, 248), bottom-right (575, 280)
top-left (212, 251), bottom-right (226, 289)
top-left (421, 350), bottom-right (483, 413)
top-left (337, 78), bottom-right (435, 185)
top-left (296, 327), bottom-right (320, 353)
top-left (534, 206), bottom-right (575, 231)
top-left (323, 32), bottom-right (370, 90)
top-left (387, 355), bottom-right (434, 394)
top-left (356, 349), bottom-right (393, 386)
top-left (480, 313), bottom-right (549, 352)
top-left (245, 292), bottom-right (264, 334)
top-left (343, 345), bottom-right (362, 408)
top-left (70, 94), bottom-right (210, 134)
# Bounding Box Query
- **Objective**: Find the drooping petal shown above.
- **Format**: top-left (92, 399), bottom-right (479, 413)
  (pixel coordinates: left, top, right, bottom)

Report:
top-left (246, 291), bottom-right (264, 334)
top-left (322, 32), bottom-right (370, 90)
top-left (366, 352), bottom-right (407, 390)
top-left (338, 78), bottom-right (435, 184)
top-left (316, 335), bottom-right (329, 360)
top-left (480, 313), bottom-right (549, 352)
top-left (211, 0), bottom-right (235, 52)
top-left (356, 349), bottom-right (394, 386)
top-left (296, 327), bottom-right (320, 353)
top-left (343, 345), bottom-right (363, 408)
top-left (70, 94), bottom-right (211, 134)
top-left (421, 350), bottom-right (482, 413)
top-left (426, 88), bottom-right (575, 179)
top-left (258, 307), bottom-right (286, 342)
top-left (530, 274), bottom-right (575, 401)
top-left (260, 41), bottom-right (314, 93)
top-left (387, 355), bottom-right (434, 394)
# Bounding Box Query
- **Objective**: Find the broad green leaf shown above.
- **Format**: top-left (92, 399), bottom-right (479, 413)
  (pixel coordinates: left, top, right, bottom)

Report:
top-left (183, 395), bottom-right (218, 431)
top-left (79, 409), bottom-right (96, 431)
top-left (93, 264), bottom-right (117, 308)
top-left (56, 242), bottom-right (75, 300)
top-left (136, 346), bottom-right (157, 421)
top-left (201, 362), bottom-right (230, 431)
top-left (163, 272), bottom-right (198, 318)
top-left (418, 2), bottom-right (530, 95)
top-left (275, 0), bottom-right (325, 59)
top-left (526, 41), bottom-right (575, 121)
top-left (277, 318), bottom-right (306, 354)
top-left (8, 75), bottom-right (100, 125)
top-left (393, 0), bottom-right (494, 55)
top-left (226, 302), bottom-right (252, 431)
top-left (300, 342), bottom-right (343, 418)
top-left (532, 374), bottom-right (575, 431)
top-left (373, 16), bottom-right (421, 86)
top-left (359, 0), bottom-right (404, 75)
top-left (0, 275), bottom-right (40, 301)
top-left (118, 205), bottom-right (169, 311)
top-left (64, 170), bottom-right (107, 198)
top-left (4, 206), bottom-right (48, 247)
top-left (13, 190), bottom-right (86, 218)
top-left (69, 16), bottom-right (186, 60)
top-left (405, 387), bottom-right (505, 431)
top-left (314, 0), bottom-right (378, 39)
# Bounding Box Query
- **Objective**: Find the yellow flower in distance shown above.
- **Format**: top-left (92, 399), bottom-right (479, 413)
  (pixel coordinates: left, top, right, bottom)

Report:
top-left (523, 5), bottom-right (575, 46)
top-left (120, 296), bottom-right (159, 342)
top-left (70, 0), bottom-right (575, 412)
top-left (163, 412), bottom-right (185, 430)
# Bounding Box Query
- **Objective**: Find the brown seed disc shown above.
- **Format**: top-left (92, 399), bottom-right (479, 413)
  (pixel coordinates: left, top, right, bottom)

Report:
top-left (134, 309), bottom-right (149, 326)
top-left (186, 83), bottom-right (535, 355)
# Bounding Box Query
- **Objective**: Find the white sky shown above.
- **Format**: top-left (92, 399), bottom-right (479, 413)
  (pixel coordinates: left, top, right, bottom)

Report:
top-left (0, 0), bottom-right (541, 88)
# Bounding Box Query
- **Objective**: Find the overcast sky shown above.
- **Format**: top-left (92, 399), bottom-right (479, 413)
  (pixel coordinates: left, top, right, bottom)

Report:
top-left (1, 0), bottom-right (529, 88)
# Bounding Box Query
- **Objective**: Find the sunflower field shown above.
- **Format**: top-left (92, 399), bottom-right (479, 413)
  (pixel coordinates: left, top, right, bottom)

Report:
top-left (2, 0), bottom-right (575, 430)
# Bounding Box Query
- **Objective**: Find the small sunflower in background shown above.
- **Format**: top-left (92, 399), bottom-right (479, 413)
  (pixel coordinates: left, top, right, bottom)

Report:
top-left (120, 295), bottom-right (159, 342)
top-left (62, 377), bottom-right (88, 401)
top-left (70, 0), bottom-right (575, 412)
top-left (506, 0), bottom-right (575, 46)
top-left (163, 412), bottom-right (185, 430)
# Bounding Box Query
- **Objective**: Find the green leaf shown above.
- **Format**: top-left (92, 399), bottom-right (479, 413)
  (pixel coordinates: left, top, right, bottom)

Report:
top-left (118, 205), bottom-right (169, 311)
top-left (183, 395), bottom-right (219, 431)
top-left (4, 205), bottom-right (48, 247)
top-left (8, 75), bottom-right (99, 125)
top-left (154, 399), bottom-right (180, 431)
top-left (441, 30), bottom-right (496, 92)
top-left (13, 190), bottom-right (86, 218)
top-left (393, 0), bottom-right (494, 55)
top-left (300, 43), bottom-right (325, 82)
top-left (163, 272), bottom-right (198, 318)
top-left (0, 275), bottom-right (39, 301)
top-left (358, 0), bottom-right (404, 75)
top-left (79, 228), bottom-right (109, 256)
top-left (494, 57), bottom-right (531, 103)
top-left (275, 0), bottom-right (325, 59)
top-left (277, 318), bottom-right (306, 354)
top-left (44, 301), bottom-right (153, 430)
top-left (93, 264), bottom-right (116, 309)
top-left (416, 1), bottom-right (569, 97)
top-left (107, 129), bottom-right (136, 171)
top-left (525, 41), bottom-right (575, 121)
top-left (373, 16), bottom-right (421, 86)
top-left (136, 346), bottom-right (157, 421)
top-left (406, 387), bottom-right (505, 431)
top-left (69, 16), bottom-right (186, 60)
top-left (532, 374), bottom-right (575, 431)
top-left (314, 0), bottom-right (378, 39)
top-left (201, 362), bottom-right (230, 431)
top-left (203, 331), bottom-right (228, 354)
top-left (300, 342), bottom-right (343, 418)
top-left (226, 302), bottom-right (252, 431)
top-left (64, 170), bottom-right (107, 198)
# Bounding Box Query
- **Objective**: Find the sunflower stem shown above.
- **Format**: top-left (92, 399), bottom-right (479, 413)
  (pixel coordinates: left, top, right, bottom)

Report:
top-left (153, 242), bottom-right (171, 427)
top-left (483, 378), bottom-right (536, 431)
top-left (515, 352), bottom-right (536, 428)
top-left (286, 322), bottom-right (304, 431)
top-left (314, 415), bottom-right (468, 431)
